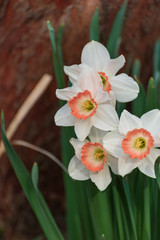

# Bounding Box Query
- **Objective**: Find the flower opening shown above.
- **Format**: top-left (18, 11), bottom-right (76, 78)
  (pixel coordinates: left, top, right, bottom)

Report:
top-left (122, 128), bottom-right (154, 160)
top-left (98, 72), bottom-right (112, 93)
top-left (81, 142), bottom-right (106, 172)
top-left (68, 90), bottom-right (97, 119)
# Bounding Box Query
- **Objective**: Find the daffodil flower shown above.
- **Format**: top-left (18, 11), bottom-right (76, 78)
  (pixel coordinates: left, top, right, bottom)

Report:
top-left (103, 109), bottom-right (160, 178)
top-left (54, 68), bottom-right (119, 141)
top-left (64, 41), bottom-right (139, 103)
top-left (68, 128), bottom-right (116, 191)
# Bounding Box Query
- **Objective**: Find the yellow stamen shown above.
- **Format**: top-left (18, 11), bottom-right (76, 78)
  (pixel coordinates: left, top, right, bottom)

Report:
top-left (82, 100), bottom-right (94, 111)
top-left (135, 137), bottom-right (146, 149)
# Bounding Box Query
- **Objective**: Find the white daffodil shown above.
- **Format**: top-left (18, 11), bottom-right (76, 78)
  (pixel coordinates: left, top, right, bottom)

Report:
top-left (64, 40), bottom-right (139, 103)
top-left (103, 109), bottom-right (160, 178)
top-left (68, 127), bottom-right (114, 191)
top-left (54, 68), bottom-right (119, 141)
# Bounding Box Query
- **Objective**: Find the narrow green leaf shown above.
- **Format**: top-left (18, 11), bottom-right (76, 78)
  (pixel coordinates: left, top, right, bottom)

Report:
top-left (1, 112), bottom-right (64, 240)
top-left (131, 59), bottom-right (146, 117)
top-left (117, 102), bottom-right (126, 117)
top-left (132, 58), bottom-right (141, 79)
top-left (47, 20), bottom-right (65, 90)
top-left (90, 8), bottom-right (99, 41)
top-left (153, 38), bottom-right (160, 87)
top-left (107, 0), bottom-right (127, 57)
top-left (57, 24), bottom-right (65, 68)
top-left (145, 77), bottom-right (158, 112)
top-left (155, 157), bottom-right (160, 190)
top-left (32, 162), bottom-right (39, 191)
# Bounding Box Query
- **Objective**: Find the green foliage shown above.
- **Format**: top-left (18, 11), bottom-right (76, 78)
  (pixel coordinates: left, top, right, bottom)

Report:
top-left (90, 8), bottom-right (100, 41)
top-left (145, 77), bottom-right (158, 112)
top-left (107, 0), bottom-right (127, 58)
top-left (1, 112), bottom-right (64, 240)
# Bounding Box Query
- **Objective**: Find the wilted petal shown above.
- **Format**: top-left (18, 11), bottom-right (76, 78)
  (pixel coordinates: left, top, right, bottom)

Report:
top-left (141, 109), bottom-right (160, 137)
top-left (68, 156), bottom-right (90, 180)
top-left (75, 118), bottom-right (93, 141)
top-left (119, 110), bottom-right (142, 136)
top-left (104, 55), bottom-right (125, 77)
top-left (92, 104), bottom-right (119, 131)
top-left (118, 153), bottom-right (140, 177)
top-left (109, 73), bottom-right (139, 102)
top-left (90, 164), bottom-right (111, 191)
top-left (81, 40), bottom-right (110, 71)
top-left (103, 131), bottom-right (123, 158)
top-left (54, 103), bottom-right (75, 126)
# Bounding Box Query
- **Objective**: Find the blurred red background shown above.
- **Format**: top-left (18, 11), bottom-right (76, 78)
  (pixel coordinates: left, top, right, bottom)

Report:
top-left (0, 0), bottom-right (160, 239)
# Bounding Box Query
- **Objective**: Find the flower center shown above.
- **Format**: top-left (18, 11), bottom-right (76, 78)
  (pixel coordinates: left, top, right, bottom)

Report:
top-left (122, 128), bottom-right (154, 160)
top-left (82, 100), bottom-right (94, 111)
top-left (134, 137), bottom-right (146, 149)
top-left (98, 72), bottom-right (112, 93)
top-left (81, 142), bottom-right (106, 172)
top-left (68, 90), bottom-right (97, 120)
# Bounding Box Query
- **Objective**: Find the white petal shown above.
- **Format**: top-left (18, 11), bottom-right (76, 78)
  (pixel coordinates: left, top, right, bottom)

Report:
top-left (78, 68), bottom-right (102, 98)
top-left (141, 109), bottom-right (160, 137)
top-left (92, 104), bottom-right (119, 131)
top-left (70, 138), bottom-right (88, 159)
top-left (154, 136), bottom-right (160, 147)
top-left (119, 110), bottom-right (142, 136)
top-left (90, 164), bottom-right (111, 191)
top-left (138, 149), bottom-right (160, 178)
top-left (89, 126), bottom-right (107, 143)
top-left (95, 89), bottom-right (110, 104)
top-left (107, 154), bottom-right (119, 175)
top-left (68, 156), bottom-right (90, 180)
top-left (103, 131), bottom-right (123, 158)
top-left (75, 118), bottom-right (93, 141)
top-left (56, 86), bottom-right (80, 101)
top-left (81, 40), bottom-right (110, 71)
top-left (118, 153), bottom-right (141, 177)
top-left (104, 55), bottom-right (125, 77)
top-left (108, 91), bottom-right (116, 108)
top-left (54, 103), bottom-right (75, 126)
top-left (109, 73), bottom-right (139, 102)
top-left (64, 64), bottom-right (80, 84)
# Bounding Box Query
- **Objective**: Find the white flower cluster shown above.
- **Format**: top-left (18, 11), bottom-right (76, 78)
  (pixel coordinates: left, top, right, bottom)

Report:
top-left (54, 41), bottom-right (160, 191)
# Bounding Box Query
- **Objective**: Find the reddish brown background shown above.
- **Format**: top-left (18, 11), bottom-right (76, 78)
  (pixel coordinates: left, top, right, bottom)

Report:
top-left (0, 0), bottom-right (160, 239)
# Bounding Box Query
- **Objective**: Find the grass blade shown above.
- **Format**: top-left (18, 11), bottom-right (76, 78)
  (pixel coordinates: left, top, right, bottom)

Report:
top-left (1, 112), bottom-right (64, 240)
top-left (90, 8), bottom-right (99, 41)
top-left (145, 77), bottom-right (158, 112)
top-left (153, 38), bottom-right (160, 87)
top-left (107, 0), bottom-right (127, 57)
top-left (47, 21), bottom-right (65, 90)
top-left (32, 162), bottom-right (39, 191)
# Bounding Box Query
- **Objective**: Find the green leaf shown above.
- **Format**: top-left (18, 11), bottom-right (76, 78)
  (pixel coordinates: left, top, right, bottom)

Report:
top-left (131, 59), bottom-right (146, 117)
top-left (107, 0), bottom-right (127, 57)
top-left (47, 21), bottom-right (65, 90)
top-left (153, 38), bottom-right (160, 87)
top-left (155, 157), bottom-right (160, 190)
top-left (32, 163), bottom-right (39, 191)
top-left (1, 112), bottom-right (64, 240)
top-left (145, 77), bottom-right (158, 112)
top-left (90, 8), bottom-right (99, 41)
